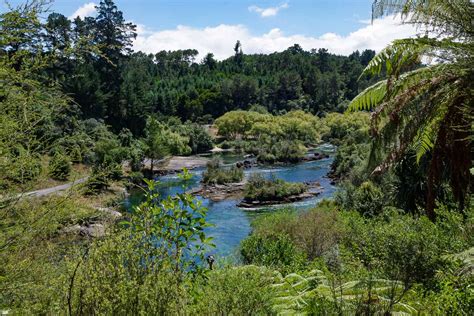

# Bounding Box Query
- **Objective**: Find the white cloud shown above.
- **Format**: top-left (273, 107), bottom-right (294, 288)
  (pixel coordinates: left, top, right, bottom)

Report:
top-left (133, 15), bottom-right (419, 60)
top-left (248, 2), bottom-right (289, 18)
top-left (69, 2), bottom-right (97, 20)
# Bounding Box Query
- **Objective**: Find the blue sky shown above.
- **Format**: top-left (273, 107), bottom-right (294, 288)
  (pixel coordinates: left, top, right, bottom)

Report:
top-left (3, 0), bottom-right (373, 35)
top-left (2, 1), bottom-right (418, 59)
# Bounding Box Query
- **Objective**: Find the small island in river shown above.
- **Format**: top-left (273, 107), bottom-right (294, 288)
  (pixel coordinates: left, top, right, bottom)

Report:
top-left (190, 159), bottom-right (323, 207)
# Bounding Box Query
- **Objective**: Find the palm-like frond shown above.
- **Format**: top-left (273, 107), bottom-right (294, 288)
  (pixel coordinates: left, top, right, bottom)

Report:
top-left (271, 270), bottom-right (417, 314)
top-left (372, 0), bottom-right (474, 39)
top-left (348, 0), bottom-right (473, 219)
top-left (349, 80), bottom-right (387, 111)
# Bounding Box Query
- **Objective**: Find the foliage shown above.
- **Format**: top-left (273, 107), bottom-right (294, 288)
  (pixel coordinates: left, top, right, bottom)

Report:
top-left (349, 0), bottom-right (473, 219)
top-left (178, 122), bottom-right (214, 154)
top-left (330, 141), bottom-right (370, 181)
top-left (0, 2), bottom-right (71, 190)
top-left (202, 158), bottom-right (243, 185)
top-left (240, 234), bottom-right (306, 274)
top-left (215, 110), bottom-right (270, 139)
top-left (244, 174), bottom-right (307, 201)
top-left (271, 269), bottom-right (418, 315)
top-left (257, 138), bottom-right (307, 163)
top-left (3, 148), bottom-right (43, 186)
top-left (143, 116), bottom-right (191, 172)
top-left (70, 171), bottom-right (215, 313)
top-left (341, 210), bottom-right (468, 288)
top-left (1, 1), bottom-right (473, 315)
top-left (240, 203), bottom-right (474, 314)
top-left (216, 110), bottom-right (324, 144)
top-left (189, 265), bottom-right (276, 314)
top-left (0, 194), bottom-right (99, 314)
top-left (251, 203), bottom-right (345, 260)
top-left (48, 152), bottom-right (72, 181)
top-left (84, 163), bottom-right (121, 194)
top-left (338, 181), bottom-right (385, 217)
top-left (215, 110), bottom-right (329, 163)
top-left (127, 139), bottom-right (146, 171)
top-left (322, 112), bottom-right (370, 145)
top-left (16, 0), bottom-right (377, 135)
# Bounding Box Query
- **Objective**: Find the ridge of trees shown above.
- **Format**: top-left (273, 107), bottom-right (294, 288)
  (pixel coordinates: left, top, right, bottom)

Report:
top-left (3, 0), bottom-right (378, 136)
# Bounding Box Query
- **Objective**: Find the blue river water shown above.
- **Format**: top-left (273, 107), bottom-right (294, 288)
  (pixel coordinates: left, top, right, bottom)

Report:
top-left (127, 144), bottom-right (336, 260)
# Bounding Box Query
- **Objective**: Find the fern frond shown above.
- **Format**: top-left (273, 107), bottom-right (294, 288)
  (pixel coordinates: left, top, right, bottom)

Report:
top-left (372, 0), bottom-right (474, 39)
top-left (348, 80), bottom-right (387, 111)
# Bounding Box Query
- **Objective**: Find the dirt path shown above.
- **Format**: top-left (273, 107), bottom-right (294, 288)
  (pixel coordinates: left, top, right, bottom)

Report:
top-left (17, 177), bottom-right (88, 199)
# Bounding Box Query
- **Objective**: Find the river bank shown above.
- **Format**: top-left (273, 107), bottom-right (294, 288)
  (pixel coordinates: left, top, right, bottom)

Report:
top-left (145, 149), bottom-right (331, 177)
top-left (126, 149), bottom-right (336, 256)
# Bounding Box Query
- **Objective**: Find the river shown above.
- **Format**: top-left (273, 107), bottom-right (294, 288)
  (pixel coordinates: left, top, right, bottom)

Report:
top-left (126, 144), bottom-right (337, 260)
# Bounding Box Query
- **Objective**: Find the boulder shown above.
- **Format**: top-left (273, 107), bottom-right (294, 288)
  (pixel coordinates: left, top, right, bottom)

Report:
top-left (97, 207), bottom-right (122, 219)
top-left (81, 224), bottom-right (105, 238)
top-left (61, 224), bottom-right (82, 234)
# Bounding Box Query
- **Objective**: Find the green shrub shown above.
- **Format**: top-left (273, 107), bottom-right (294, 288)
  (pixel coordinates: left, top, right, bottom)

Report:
top-left (272, 269), bottom-right (418, 315)
top-left (48, 153), bottom-right (71, 181)
top-left (342, 211), bottom-right (453, 288)
top-left (244, 174), bottom-right (306, 201)
top-left (337, 180), bottom-right (385, 217)
top-left (321, 112), bottom-right (370, 144)
top-left (419, 262), bottom-right (474, 315)
top-left (179, 123), bottom-right (214, 154)
top-left (128, 139), bottom-right (145, 172)
top-left (257, 139), bottom-right (307, 163)
top-left (70, 233), bottom-right (184, 314)
top-left (202, 158), bottom-right (244, 184)
top-left (189, 266), bottom-right (276, 314)
top-left (84, 163), bottom-right (121, 194)
top-left (352, 181), bottom-right (385, 216)
top-left (7, 148), bottom-right (42, 184)
top-left (128, 171), bottom-right (144, 186)
top-left (71, 176), bottom-right (214, 314)
top-left (250, 203), bottom-right (344, 260)
top-left (240, 234), bottom-right (306, 274)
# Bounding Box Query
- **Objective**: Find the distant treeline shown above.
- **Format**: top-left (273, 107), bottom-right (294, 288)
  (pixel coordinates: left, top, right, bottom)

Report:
top-left (31, 1), bottom-right (378, 135)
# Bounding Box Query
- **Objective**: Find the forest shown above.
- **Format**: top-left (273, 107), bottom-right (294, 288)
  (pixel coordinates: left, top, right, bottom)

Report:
top-left (0, 0), bottom-right (473, 315)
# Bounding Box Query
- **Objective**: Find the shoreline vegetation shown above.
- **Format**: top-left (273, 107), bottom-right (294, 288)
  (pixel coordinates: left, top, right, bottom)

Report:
top-left (190, 153), bottom-right (326, 205)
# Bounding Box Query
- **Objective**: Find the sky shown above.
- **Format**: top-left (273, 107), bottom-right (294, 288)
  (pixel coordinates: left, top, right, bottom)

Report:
top-left (2, 0), bottom-right (420, 60)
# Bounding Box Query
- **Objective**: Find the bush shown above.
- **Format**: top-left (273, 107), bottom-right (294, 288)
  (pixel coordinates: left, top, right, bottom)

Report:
top-left (352, 181), bottom-right (385, 216)
top-left (244, 174), bottom-right (306, 201)
top-left (48, 153), bottom-right (71, 181)
top-left (321, 112), bottom-right (370, 144)
top-left (70, 233), bottom-right (183, 314)
top-left (257, 139), bottom-right (307, 163)
top-left (7, 148), bottom-right (42, 184)
top-left (189, 266), bottom-right (276, 314)
top-left (84, 163), bottom-right (121, 195)
top-left (128, 139), bottom-right (145, 172)
top-left (202, 158), bottom-right (244, 184)
top-left (342, 211), bottom-right (454, 288)
top-left (250, 203), bottom-right (344, 260)
top-left (330, 141), bottom-right (370, 180)
top-left (240, 234), bottom-right (306, 274)
top-left (179, 123), bottom-right (214, 154)
top-left (71, 177), bottom-right (214, 314)
top-left (337, 180), bottom-right (385, 217)
top-left (128, 171), bottom-right (144, 186)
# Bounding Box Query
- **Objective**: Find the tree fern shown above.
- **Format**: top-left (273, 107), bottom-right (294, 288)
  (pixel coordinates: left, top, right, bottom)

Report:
top-left (348, 0), bottom-right (473, 219)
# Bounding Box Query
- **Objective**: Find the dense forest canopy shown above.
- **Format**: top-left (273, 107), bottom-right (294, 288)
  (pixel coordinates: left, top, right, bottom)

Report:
top-left (0, 0), bottom-right (377, 135)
